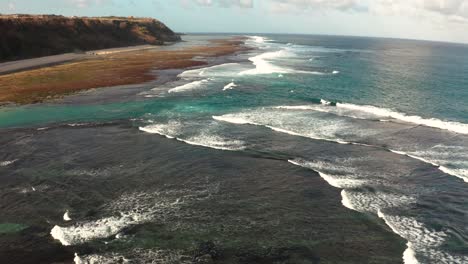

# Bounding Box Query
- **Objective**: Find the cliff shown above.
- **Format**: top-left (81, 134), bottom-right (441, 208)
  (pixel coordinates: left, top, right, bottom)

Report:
top-left (0, 15), bottom-right (181, 61)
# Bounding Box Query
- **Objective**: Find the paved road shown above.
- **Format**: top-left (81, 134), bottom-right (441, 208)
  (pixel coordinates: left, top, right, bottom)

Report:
top-left (0, 53), bottom-right (87, 75)
top-left (0, 45), bottom-right (161, 75)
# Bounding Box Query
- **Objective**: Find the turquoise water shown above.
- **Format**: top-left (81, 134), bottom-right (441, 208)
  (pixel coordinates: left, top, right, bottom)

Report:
top-left (2, 35), bottom-right (468, 127)
top-left (1, 34), bottom-right (468, 263)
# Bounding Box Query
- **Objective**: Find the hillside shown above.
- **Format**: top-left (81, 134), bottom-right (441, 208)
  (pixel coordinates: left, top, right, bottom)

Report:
top-left (0, 15), bottom-right (181, 62)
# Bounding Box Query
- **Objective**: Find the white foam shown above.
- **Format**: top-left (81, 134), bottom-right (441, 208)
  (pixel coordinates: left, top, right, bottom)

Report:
top-left (74, 252), bottom-right (129, 264)
top-left (139, 122), bottom-right (180, 139)
top-left (178, 63), bottom-right (240, 78)
top-left (64, 211), bottom-right (72, 222)
top-left (213, 115), bottom-right (251, 125)
top-left (0, 159), bottom-right (17, 167)
top-left (51, 211), bottom-right (153, 246)
top-left (68, 123), bottom-right (89, 127)
top-left (275, 103), bottom-right (383, 121)
top-left (52, 191), bottom-right (190, 246)
top-left (439, 166), bottom-right (468, 182)
top-left (336, 103), bottom-right (468, 135)
top-left (344, 189), bottom-right (416, 213)
top-left (168, 79), bottom-right (210, 93)
top-left (332, 70), bottom-right (340, 74)
top-left (276, 100), bottom-right (468, 135)
top-left (239, 50), bottom-right (293, 75)
top-left (377, 211), bottom-right (420, 264)
top-left (389, 149), bottom-right (468, 182)
top-left (275, 105), bottom-right (316, 110)
top-left (251, 36), bottom-right (267, 43)
top-left (213, 112), bottom-right (355, 145)
top-left (139, 121), bottom-right (245, 151)
top-left (287, 158), bottom-right (416, 212)
top-left (341, 190), bottom-right (356, 210)
top-left (178, 134), bottom-right (245, 151)
top-left (376, 211), bottom-right (468, 264)
top-left (223, 81), bottom-right (237, 91)
top-left (288, 159), bottom-right (364, 189)
top-left (287, 155), bottom-right (466, 263)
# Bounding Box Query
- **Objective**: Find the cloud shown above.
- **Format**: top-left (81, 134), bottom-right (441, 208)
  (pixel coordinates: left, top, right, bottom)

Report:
top-left (268, 0), bottom-right (367, 12)
top-left (69, 0), bottom-right (110, 8)
top-left (8, 1), bottom-right (16, 11)
top-left (370, 0), bottom-right (468, 23)
top-left (188, 0), bottom-right (253, 8)
top-left (264, 0), bottom-right (468, 24)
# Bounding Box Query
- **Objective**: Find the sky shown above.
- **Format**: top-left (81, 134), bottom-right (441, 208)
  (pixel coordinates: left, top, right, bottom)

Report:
top-left (2, 0), bottom-right (468, 43)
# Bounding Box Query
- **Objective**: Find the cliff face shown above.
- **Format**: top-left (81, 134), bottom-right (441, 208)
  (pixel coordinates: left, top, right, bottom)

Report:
top-left (0, 15), bottom-right (181, 61)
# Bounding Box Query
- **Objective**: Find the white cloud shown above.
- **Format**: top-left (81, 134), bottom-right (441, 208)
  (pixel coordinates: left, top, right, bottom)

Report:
top-left (69, 0), bottom-right (110, 8)
top-left (370, 0), bottom-right (468, 24)
top-left (268, 0), bottom-right (366, 12)
top-left (189, 0), bottom-right (253, 8)
top-left (8, 1), bottom-right (16, 11)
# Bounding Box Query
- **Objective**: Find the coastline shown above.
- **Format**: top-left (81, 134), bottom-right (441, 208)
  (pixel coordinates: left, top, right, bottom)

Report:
top-left (0, 44), bottom-right (175, 76)
top-left (0, 37), bottom-right (248, 105)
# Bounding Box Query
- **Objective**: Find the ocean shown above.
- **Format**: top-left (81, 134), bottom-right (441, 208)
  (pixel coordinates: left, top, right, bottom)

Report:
top-left (0, 34), bottom-right (467, 263)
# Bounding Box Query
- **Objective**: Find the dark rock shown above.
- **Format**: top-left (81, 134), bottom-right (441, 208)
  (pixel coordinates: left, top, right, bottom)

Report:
top-left (0, 15), bottom-right (181, 62)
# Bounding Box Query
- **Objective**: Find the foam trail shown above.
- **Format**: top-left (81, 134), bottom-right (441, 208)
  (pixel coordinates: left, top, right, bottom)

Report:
top-left (223, 81), bottom-right (237, 91)
top-left (213, 114), bottom-right (356, 146)
top-left (64, 211), bottom-right (72, 222)
top-left (278, 100), bottom-right (468, 135)
top-left (51, 191), bottom-right (189, 246)
top-left (74, 252), bottom-right (128, 264)
top-left (439, 167), bottom-right (468, 182)
top-left (389, 149), bottom-right (468, 182)
top-left (389, 150), bottom-right (439, 166)
top-left (51, 212), bottom-right (152, 246)
top-left (139, 123), bottom-right (179, 139)
top-left (336, 103), bottom-right (468, 135)
top-left (139, 122), bottom-right (245, 151)
top-left (0, 159), bottom-right (17, 166)
top-left (178, 63), bottom-right (240, 78)
top-left (286, 158), bottom-right (433, 263)
top-left (168, 79), bottom-right (210, 93)
top-left (341, 190), bottom-right (356, 211)
top-left (177, 136), bottom-right (245, 151)
top-left (239, 50), bottom-right (292, 75)
top-left (213, 115), bottom-right (251, 125)
top-left (378, 211), bottom-right (419, 264)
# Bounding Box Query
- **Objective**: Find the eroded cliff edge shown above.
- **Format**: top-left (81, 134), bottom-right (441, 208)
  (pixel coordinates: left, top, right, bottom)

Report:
top-left (0, 15), bottom-right (181, 61)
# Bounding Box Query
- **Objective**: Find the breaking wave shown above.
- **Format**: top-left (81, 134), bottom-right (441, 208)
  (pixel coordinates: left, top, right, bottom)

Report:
top-left (223, 81), bottom-right (237, 91)
top-left (0, 159), bottom-right (17, 167)
top-left (168, 79), bottom-right (211, 93)
top-left (287, 157), bottom-right (466, 264)
top-left (277, 99), bottom-right (468, 135)
top-left (334, 102), bottom-right (468, 135)
top-left (52, 183), bottom-right (219, 247)
top-left (139, 121), bottom-right (245, 151)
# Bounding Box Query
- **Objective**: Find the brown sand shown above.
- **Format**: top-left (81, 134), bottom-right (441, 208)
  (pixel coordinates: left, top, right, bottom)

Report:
top-left (0, 38), bottom-right (248, 105)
